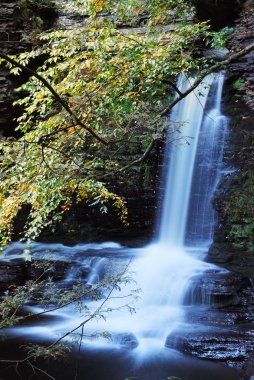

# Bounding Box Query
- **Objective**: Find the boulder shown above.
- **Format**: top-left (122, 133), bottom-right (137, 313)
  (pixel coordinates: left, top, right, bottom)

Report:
top-left (111, 332), bottom-right (139, 349)
top-left (0, 258), bottom-right (28, 291)
top-left (165, 329), bottom-right (254, 366)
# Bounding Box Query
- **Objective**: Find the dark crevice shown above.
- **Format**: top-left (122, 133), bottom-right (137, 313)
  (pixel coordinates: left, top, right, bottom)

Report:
top-left (193, 0), bottom-right (245, 30)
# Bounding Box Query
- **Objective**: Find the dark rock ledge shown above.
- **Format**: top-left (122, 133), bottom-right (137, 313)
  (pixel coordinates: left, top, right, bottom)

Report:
top-left (166, 330), bottom-right (254, 369)
top-left (166, 269), bottom-right (254, 379)
top-left (0, 258), bottom-right (28, 292)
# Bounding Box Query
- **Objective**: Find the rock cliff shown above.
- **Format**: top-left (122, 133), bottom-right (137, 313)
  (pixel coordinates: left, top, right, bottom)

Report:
top-left (208, 0), bottom-right (254, 278)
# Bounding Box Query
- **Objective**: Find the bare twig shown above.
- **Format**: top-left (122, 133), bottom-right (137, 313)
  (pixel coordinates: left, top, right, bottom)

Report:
top-left (48, 261), bottom-right (132, 348)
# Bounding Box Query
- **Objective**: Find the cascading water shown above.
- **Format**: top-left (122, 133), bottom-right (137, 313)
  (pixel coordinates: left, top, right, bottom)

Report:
top-left (123, 71), bottom-right (229, 350)
top-left (185, 73), bottom-right (228, 246)
top-left (2, 72), bottom-right (229, 357)
top-left (158, 74), bottom-right (214, 246)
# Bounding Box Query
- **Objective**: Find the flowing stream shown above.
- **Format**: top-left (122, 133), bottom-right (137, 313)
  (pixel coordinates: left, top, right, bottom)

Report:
top-left (1, 72), bottom-right (240, 380)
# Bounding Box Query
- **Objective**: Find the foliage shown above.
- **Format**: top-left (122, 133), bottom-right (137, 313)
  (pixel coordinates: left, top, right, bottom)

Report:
top-left (17, 0), bottom-right (58, 35)
top-left (19, 0), bottom-right (58, 16)
top-left (233, 78), bottom-right (245, 91)
top-left (24, 343), bottom-right (70, 361)
top-left (225, 170), bottom-right (254, 251)
top-left (0, 258), bottom-right (136, 329)
top-left (0, 257), bottom-right (137, 378)
top-left (64, 0), bottom-right (193, 23)
top-left (0, 0), bottom-right (216, 247)
top-left (210, 26), bottom-right (234, 49)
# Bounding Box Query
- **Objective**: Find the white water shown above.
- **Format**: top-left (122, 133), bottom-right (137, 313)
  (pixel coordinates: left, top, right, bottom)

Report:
top-left (123, 72), bottom-right (229, 350)
top-left (159, 74), bottom-right (214, 246)
top-left (185, 74), bottom-right (228, 245)
top-left (2, 72), bottom-right (228, 355)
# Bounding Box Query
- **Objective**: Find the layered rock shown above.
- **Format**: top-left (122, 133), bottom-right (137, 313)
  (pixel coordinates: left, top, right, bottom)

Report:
top-left (166, 269), bottom-right (254, 378)
top-left (0, 258), bottom-right (29, 291)
top-left (228, 0), bottom-right (254, 111)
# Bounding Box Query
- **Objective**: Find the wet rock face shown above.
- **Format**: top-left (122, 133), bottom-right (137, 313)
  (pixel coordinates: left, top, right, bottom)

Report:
top-left (228, 0), bottom-right (254, 112)
top-left (0, 258), bottom-right (29, 291)
top-left (166, 268), bottom-right (254, 377)
top-left (28, 259), bottom-right (70, 282)
top-left (193, 0), bottom-right (245, 29)
top-left (183, 271), bottom-right (251, 308)
top-left (166, 331), bottom-right (254, 367)
top-left (112, 333), bottom-right (139, 349)
top-left (0, 257), bottom-right (62, 294)
top-left (207, 0), bottom-right (254, 277)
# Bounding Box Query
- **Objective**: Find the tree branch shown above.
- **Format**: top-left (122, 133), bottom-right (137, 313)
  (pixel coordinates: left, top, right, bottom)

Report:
top-left (163, 79), bottom-right (183, 96)
top-left (47, 261), bottom-right (132, 348)
top-left (161, 42), bottom-right (254, 117)
top-left (120, 43), bottom-right (254, 171)
top-left (120, 139), bottom-right (156, 171)
top-left (0, 52), bottom-right (108, 145)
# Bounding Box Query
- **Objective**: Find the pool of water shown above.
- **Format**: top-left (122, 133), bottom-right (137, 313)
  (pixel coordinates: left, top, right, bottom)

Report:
top-left (0, 335), bottom-right (241, 380)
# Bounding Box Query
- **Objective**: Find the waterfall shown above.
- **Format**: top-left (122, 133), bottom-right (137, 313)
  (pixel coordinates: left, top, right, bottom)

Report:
top-left (2, 72), bottom-right (229, 356)
top-left (84, 71), bottom-right (229, 352)
top-left (158, 74), bottom-right (214, 246)
top-left (158, 73), bottom-right (228, 248)
top-left (126, 71), bottom-right (228, 350)
top-left (185, 74), bottom-right (228, 246)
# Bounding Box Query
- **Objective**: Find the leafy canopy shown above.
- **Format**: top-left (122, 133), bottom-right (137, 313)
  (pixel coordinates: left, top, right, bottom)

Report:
top-left (0, 0), bottom-right (216, 247)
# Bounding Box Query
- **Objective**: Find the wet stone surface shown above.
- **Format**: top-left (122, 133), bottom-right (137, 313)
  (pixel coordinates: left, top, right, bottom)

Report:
top-left (228, 0), bottom-right (254, 112)
top-left (0, 258), bottom-right (29, 291)
top-left (112, 333), bottom-right (139, 349)
top-left (166, 267), bottom-right (254, 376)
top-left (183, 271), bottom-right (252, 308)
top-left (166, 329), bottom-right (254, 367)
